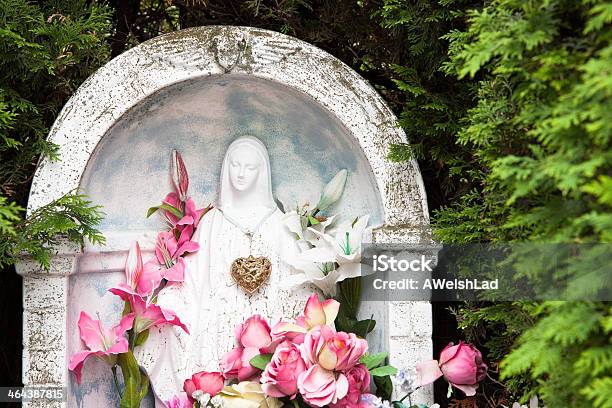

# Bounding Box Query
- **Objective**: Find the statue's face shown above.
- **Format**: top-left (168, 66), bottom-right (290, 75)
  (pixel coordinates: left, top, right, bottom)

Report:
top-left (228, 145), bottom-right (261, 192)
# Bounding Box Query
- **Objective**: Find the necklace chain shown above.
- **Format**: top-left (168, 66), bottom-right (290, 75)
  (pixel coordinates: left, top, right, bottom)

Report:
top-left (218, 206), bottom-right (277, 253)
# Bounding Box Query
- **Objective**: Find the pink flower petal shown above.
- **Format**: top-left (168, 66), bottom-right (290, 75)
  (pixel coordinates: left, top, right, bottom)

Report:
top-left (334, 373), bottom-right (349, 402)
top-left (304, 293), bottom-right (327, 328)
top-left (77, 311), bottom-right (107, 352)
top-left (68, 350), bottom-right (96, 384)
top-left (240, 315), bottom-right (272, 349)
top-left (113, 313), bottom-right (135, 338)
top-left (137, 261), bottom-right (165, 296)
top-left (322, 298), bottom-right (340, 325)
top-left (415, 359), bottom-right (443, 386)
top-left (439, 342), bottom-right (461, 366)
top-left (108, 284), bottom-right (138, 302)
top-left (452, 382), bottom-right (478, 396)
top-left (124, 241), bottom-right (143, 289)
top-left (162, 257), bottom-right (186, 282)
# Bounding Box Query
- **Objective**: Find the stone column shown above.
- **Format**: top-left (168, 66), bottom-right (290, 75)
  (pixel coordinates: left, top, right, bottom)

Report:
top-left (16, 240), bottom-right (80, 408)
top-left (373, 225), bottom-right (434, 404)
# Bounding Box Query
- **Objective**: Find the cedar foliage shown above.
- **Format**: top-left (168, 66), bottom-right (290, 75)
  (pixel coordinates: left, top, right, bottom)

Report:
top-left (0, 0), bottom-right (111, 385)
top-left (0, 0), bottom-right (109, 267)
top-left (434, 0), bottom-right (612, 406)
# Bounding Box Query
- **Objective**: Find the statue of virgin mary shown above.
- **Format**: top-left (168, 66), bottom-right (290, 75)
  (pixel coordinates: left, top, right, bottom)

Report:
top-left (136, 136), bottom-right (317, 406)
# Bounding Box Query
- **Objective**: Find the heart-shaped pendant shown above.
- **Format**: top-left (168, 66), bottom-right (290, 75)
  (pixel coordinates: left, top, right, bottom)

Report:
top-left (230, 255), bottom-right (272, 294)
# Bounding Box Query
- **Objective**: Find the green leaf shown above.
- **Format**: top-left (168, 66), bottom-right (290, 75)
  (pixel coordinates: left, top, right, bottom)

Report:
top-left (146, 206), bottom-right (159, 218)
top-left (146, 203), bottom-right (183, 219)
top-left (336, 277), bottom-right (361, 319)
top-left (118, 350), bottom-right (148, 407)
top-left (249, 353), bottom-right (273, 370)
top-left (370, 365), bottom-right (398, 377)
top-left (353, 318), bottom-right (376, 337)
top-left (374, 375), bottom-right (393, 401)
top-left (360, 352), bottom-right (388, 369)
top-left (334, 314), bottom-right (356, 333)
top-left (122, 300), bottom-right (131, 316)
top-left (118, 350), bottom-right (141, 389)
top-left (307, 215), bottom-right (320, 225)
top-left (137, 372), bottom-right (149, 402)
top-left (120, 376), bottom-right (138, 408)
top-left (134, 329), bottom-right (149, 347)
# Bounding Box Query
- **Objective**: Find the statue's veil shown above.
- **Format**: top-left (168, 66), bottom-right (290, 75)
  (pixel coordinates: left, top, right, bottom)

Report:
top-left (217, 135), bottom-right (276, 210)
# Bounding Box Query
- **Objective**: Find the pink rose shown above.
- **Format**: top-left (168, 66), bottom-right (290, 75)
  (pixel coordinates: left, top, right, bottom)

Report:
top-left (298, 364), bottom-right (349, 407)
top-left (302, 326), bottom-right (368, 371)
top-left (183, 371), bottom-right (224, 401)
top-left (261, 340), bottom-right (307, 398)
top-left (331, 364), bottom-right (371, 407)
top-left (271, 293), bottom-right (340, 344)
top-left (220, 315), bottom-right (279, 381)
top-left (416, 341), bottom-right (487, 396)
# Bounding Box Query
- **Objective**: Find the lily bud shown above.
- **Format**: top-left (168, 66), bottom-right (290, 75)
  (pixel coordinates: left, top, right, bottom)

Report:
top-left (316, 169), bottom-right (348, 211)
top-left (125, 241), bottom-right (144, 290)
top-left (171, 150), bottom-right (189, 201)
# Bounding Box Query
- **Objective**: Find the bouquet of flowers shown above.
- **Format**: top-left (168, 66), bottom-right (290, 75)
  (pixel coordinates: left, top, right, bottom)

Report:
top-left (170, 293), bottom-right (396, 408)
top-left (69, 151), bottom-right (210, 406)
top-left (281, 169), bottom-right (369, 297)
top-left (169, 292), bottom-right (487, 408)
top-left (69, 152), bottom-right (487, 408)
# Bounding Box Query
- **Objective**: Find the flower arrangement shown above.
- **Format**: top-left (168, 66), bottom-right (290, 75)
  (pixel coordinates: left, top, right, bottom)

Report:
top-left (69, 151), bottom-right (210, 406)
top-left (68, 152), bottom-right (487, 407)
top-left (282, 169), bottom-right (370, 297)
top-left (170, 293), bottom-right (486, 408)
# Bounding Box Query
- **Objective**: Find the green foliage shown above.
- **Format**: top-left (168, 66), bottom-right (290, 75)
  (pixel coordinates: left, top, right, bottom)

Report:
top-left (118, 350), bottom-right (149, 408)
top-left (249, 353), bottom-right (273, 370)
top-left (426, 0), bottom-right (612, 406)
top-left (378, 0), bottom-right (483, 202)
top-left (0, 193), bottom-right (105, 268)
top-left (0, 196), bottom-right (21, 235)
top-left (0, 0), bottom-right (111, 268)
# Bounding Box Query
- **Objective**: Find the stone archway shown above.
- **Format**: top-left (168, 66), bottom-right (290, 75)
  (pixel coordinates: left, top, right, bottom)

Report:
top-left (18, 26), bottom-right (433, 406)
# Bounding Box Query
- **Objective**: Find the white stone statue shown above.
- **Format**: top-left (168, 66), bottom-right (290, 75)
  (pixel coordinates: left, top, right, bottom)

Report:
top-left (136, 136), bottom-right (317, 406)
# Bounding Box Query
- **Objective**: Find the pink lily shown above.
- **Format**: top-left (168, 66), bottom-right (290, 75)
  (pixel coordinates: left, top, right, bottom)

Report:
top-left (162, 194), bottom-right (208, 232)
top-left (107, 241), bottom-right (163, 299)
top-left (108, 241), bottom-right (166, 301)
top-left (272, 293), bottom-right (339, 344)
top-left (68, 311), bottom-right (134, 384)
top-left (126, 294), bottom-right (189, 335)
top-left (171, 150), bottom-right (189, 202)
top-left (152, 229), bottom-right (199, 282)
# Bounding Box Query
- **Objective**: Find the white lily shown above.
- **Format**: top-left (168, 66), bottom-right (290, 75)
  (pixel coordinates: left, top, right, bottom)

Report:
top-left (284, 215), bottom-right (370, 296)
top-left (281, 210), bottom-right (336, 247)
top-left (308, 214), bottom-right (370, 264)
top-left (284, 247), bottom-right (340, 296)
top-left (315, 169), bottom-right (348, 211)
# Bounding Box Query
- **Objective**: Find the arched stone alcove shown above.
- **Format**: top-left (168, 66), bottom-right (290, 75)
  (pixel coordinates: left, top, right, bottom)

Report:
top-left (18, 26), bottom-right (433, 407)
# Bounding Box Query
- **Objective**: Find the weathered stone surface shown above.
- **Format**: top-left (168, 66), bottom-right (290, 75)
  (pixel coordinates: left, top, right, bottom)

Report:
top-left (23, 309), bottom-right (65, 350)
top-left (26, 26), bottom-right (429, 229)
top-left (389, 337), bottom-right (434, 402)
top-left (22, 276), bottom-right (67, 309)
top-left (389, 301), bottom-right (433, 339)
top-left (23, 348), bottom-right (66, 385)
top-left (16, 240), bottom-right (80, 276)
